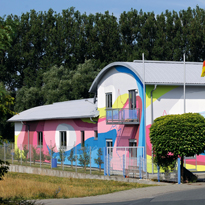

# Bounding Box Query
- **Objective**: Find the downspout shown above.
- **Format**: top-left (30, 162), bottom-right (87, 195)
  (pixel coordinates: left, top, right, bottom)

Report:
top-left (151, 84), bottom-right (157, 174)
top-left (90, 117), bottom-right (98, 123)
top-left (151, 84), bottom-right (157, 124)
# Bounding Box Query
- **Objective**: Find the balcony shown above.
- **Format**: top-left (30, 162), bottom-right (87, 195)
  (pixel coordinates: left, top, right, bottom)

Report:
top-left (106, 108), bottom-right (140, 125)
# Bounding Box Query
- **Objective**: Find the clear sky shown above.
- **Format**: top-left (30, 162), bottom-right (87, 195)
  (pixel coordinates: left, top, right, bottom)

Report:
top-left (0, 0), bottom-right (205, 19)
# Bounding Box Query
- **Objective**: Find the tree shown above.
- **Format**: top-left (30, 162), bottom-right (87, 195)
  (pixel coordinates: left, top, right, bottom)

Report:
top-left (0, 16), bottom-right (15, 55)
top-left (14, 148), bottom-right (21, 163)
top-left (0, 136), bottom-right (9, 180)
top-left (94, 148), bottom-right (104, 172)
top-left (150, 113), bottom-right (205, 182)
top-left (31, 146), bottom-right (38, 165)
top-left (22, 145), bottom-right (29, 163)
top-left (0, 82), bottom-right (15, 139)
top-left (70, 59), bottom-right (99, 99)
top-left (14, 86), bottom-right (43, 112)
top-left (57, 148), bottom-right (66, 168)
top-left (41, 65), bottom-right (71, 105)
top-left (67, 148), bottom-right (76, 169)
top-left (78, 146), bottom-right (90, 171)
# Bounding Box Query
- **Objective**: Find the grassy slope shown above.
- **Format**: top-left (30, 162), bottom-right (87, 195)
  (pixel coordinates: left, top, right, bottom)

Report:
top-left (0, 172), bottom-right (155, 200)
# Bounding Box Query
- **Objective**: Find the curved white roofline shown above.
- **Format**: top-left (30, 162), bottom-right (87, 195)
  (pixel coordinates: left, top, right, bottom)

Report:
top-left (89, 62), bottom-right (144, 93)
top-left (89, 60), bottom-right (205, 93)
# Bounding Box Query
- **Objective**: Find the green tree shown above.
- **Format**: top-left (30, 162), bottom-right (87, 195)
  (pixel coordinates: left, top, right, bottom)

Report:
top-left (0, 17), bottom-right (14, 55)
top-left (39, 150), bottom-right (45, 164)
top-left (67, 149), bottom-right (76, 169)
top-left (58, 148), bottom-right (65, 168)
top-left (14, 86), bottom-right (43, 112)
top-left (22, 145), bottom-right (29, 163)
top-left (150, 113), bottom-right (205, 182)
top-left (70, 59), bottom-right (99, 99)
top-left (78, 147), bottom-right (90, 171)
top-left (0, 138), bottom-right (10, 180)
top-left (41, 65), bottom-right (71, 104)
top-left (14, 148), bottom-right (21, 163)
top-left (0, 82), bottom-right (15, 140)
top-left (31, 146), bottom-right (38, 165)
top-left (94, 148), bottom-right (104, 172)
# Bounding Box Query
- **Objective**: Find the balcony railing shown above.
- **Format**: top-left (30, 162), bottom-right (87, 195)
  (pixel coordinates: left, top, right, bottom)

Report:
top-left (106, 108), bottom-right (140, 124)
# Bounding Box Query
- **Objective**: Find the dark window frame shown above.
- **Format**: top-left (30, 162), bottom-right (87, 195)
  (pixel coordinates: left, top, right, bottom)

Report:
top-left (60, 131), bottom-right (67, 147)
top-left (106, 93), bottom-right (112, 108)
top-left (81, 131), bottom-right (85, 147)
top-left (129, 90), bottom-right (136, 109)
top-left (94, 130), bottom-right (98, 140)
top-left (38, 131), bottom-right (43, 146)
top-left (106, 139), bottom-right (113, 155)
top-left (129, 139), bottom-right (137, 158)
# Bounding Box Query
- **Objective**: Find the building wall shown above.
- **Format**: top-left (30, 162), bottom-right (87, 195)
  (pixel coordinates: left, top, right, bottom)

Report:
top-left (146, 85), bottom-right (205, 171)
top-left (97, 66), bottom-right (145, 161)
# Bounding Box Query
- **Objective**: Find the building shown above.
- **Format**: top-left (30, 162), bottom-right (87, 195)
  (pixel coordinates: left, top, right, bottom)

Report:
top-left (8, 60), bottom-right (205, 172)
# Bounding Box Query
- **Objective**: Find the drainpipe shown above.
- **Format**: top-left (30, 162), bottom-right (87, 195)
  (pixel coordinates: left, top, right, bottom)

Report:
top-left (151, 84), bottom-right (157, 124)
top-left (151, 84), bottom-right (157, 174)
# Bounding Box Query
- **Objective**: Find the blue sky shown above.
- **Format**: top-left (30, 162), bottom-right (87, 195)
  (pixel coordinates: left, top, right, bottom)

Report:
top-left (1, 0), bottom-right (205, 18)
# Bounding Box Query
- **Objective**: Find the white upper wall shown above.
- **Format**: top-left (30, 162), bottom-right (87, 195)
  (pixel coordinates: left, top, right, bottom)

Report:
top-left (97, 67), bottom-right (139, 108)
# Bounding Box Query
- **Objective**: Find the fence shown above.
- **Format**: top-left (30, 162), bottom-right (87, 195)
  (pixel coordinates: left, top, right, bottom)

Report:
top-left (0, 143), bottom-right (180, 182)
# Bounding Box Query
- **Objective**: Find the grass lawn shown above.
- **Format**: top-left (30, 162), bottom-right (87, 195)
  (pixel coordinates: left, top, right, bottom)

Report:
top-left (0, 172), bottom-right (155, 200)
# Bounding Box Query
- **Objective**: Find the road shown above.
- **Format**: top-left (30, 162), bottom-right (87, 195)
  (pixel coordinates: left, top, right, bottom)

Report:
top-left (38, 182), bottom-right (205, 205)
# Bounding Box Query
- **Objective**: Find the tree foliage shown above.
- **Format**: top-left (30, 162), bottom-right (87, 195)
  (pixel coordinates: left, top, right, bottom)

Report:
top-left (1, 6), bottom-right (205, 140)
top-left (94, 148), bottom-right (104, 172)
top-left (0, 83), bottom-right (15, 139)
top-left (0, 136), bottom-right (9, 180)
top-left (67, 149), bottom-right (76, 169)
top-left (150, 113), bottom-right (205, 174)
top-left (78, 147), bottom-right (90, 171)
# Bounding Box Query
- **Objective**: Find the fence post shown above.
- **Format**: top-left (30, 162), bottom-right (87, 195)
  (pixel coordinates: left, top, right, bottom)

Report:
top-left (28, 144), bottom-right (31, 166)
top-left (63, 149), bottom-right (64, 171)
top-left (75, 144), bottom-right (77, 173)
top-left (178, 157), bottom-right (181, 184)
top-left (108, 154), bottom-right (110, 176)
top-left (40, 143), bottom-right (41, 168)
top-left (139, 156), bottom-right (142, 179)
top-left (123, 154), bottom-right (125, 178)
top-left (125, 147), bottom-right (127, 169)
top-left (157, 165), bottom-right (160, 182)
top-left (4, 143), bottom-right (6, 162)
top-left (104, 147), bottom-right (107, 176)
top-left (90, 146), bottom-right (91, 175)
top-left (20, 144), bottom-right (22, 165)
top-left (12, 143), bottom-right (13, 164)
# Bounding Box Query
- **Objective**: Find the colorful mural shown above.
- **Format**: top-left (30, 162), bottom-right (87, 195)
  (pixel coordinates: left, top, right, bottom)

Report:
top-left (13, 62), bottom-right (205, 173)
top-left (146, 85), bottom-right (205, 172)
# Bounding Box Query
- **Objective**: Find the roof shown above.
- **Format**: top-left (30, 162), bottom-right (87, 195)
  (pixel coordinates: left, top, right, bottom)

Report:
top-left (8, 98), bottom-right (99, 122)
top-left (89, 60), bottom-right (205, 93)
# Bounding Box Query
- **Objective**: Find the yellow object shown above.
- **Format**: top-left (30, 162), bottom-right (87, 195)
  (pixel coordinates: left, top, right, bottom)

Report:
top-left (201, 61), bottom-right (205, 77)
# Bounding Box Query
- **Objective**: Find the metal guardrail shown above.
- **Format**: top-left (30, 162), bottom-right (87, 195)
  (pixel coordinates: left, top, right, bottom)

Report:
top-left (106, 108), bottom-right (140, 124)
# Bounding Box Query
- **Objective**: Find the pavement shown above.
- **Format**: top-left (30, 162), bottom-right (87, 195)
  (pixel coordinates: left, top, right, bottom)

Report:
top-left (37, 181), bottom-right (205, 205)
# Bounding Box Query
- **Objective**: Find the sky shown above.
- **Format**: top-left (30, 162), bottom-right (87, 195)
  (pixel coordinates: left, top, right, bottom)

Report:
top-left (1, 0), bottom-right (205, 19)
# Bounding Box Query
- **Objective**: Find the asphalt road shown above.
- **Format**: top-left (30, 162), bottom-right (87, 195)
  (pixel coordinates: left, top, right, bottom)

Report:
top-left (38, 182), bottom-right (205, 205)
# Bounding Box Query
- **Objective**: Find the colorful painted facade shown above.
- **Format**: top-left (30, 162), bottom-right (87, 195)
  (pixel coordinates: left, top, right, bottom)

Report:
top-left (9, 60), bottom-right (205, 172)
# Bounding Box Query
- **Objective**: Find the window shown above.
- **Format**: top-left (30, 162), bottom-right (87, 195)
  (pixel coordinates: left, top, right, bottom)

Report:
top-left (106, 139), bottom-right (113, 155)
top-left (106, 93), bottom-right (112, 108)
top-left (129, 90), bottom-right (136, 109)
top-left (129, 139), bottom-right (137, 158)
top-left (81, 131), bottom-right (85, 147)
top-left (60, 131), bottom-right (67, 147)
top-left (38, 132), bottom-right (43, 146)
top-left (94, 130), bottom-right (98, 140)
